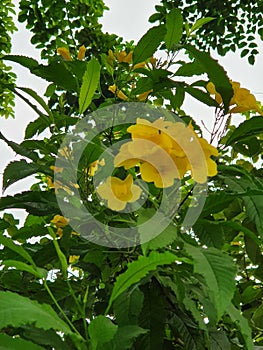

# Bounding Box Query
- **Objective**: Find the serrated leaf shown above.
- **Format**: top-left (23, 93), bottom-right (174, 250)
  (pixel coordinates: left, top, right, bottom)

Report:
top-left (0, 291), bottom-right (73, 334)
top-left (79, 57), bottom-right (100, 114)
top-left (225, 116), bottom-right (263, 146)
top-left (0, 132), bottom-right (39, 162)
top-left (3, 54), bottom-right (39, 69)
top-left (228, 304), bottom-right (253, 350)
top-left (0, 234), bottom-right (36, 266)
top-left (0, 191), bottom-right (58, 215)
top-left (209, 330), bottom-right (231, 350)
top-left (16, 87), bottom-right (53, 119)
top-left (3, 160), bottom-right (42, 191)
top-left (164, 9), bottom-right (183, 50)
top-left (190, 17), bottom-right (215, 34)
top-left (106, 251), bottom-right (176, 312)
top-left (184, 44), bottom-right (233, 111)
top-left (25, 115), bottom-right (52, 139)
top-left (0, 334), bottom-right (45, 350)
top-left (185, 245), bottom-right (236, 320)
top-left (133, 25), bottom-right (166, 65)
top-left (32, 62), bottom-right (78, 91)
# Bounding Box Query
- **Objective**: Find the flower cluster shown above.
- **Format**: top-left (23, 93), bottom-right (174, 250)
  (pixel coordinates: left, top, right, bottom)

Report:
top-left (57, 45), bottom-right (86, 61)
top-left (207, 81), bottom-right (263, 115)
top-left (114, 118), bottom-right (218, 187)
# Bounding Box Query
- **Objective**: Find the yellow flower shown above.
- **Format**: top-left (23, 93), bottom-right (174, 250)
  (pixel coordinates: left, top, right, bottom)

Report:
top-left (115, 51), bottom-right (133, 63)
top-left (207, 81), bottom-right (263, 115)
top-left (77, 45), bottom-right (86, 60)
top-left (87, 159), bottom-right (105, 177)
top-left (51, 215), bottom-right (69, 228)
top-left (56, 228), bottom-right (63, 238)
top-left (133, 61), bottom-right (146, 70)
top-left (50, 165), bottom-right (63, 174)
top-left (57, 47), bottom-right (72, 61)
top-left (108, 84), bottom-right (128, 100)
top-left (96, 174), bottom-right (142, 211)
top-left (114, 118), bottom-right (218, 186)
top-left (69, 255), bottom-right (80, 264)
top-left (137, 90), bottom-right (153, 101)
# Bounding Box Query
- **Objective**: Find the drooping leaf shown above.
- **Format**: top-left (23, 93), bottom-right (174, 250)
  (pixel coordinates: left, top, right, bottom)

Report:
top-left (22, 327), bottom-right (71, 350)
top-left (185, 245), bottom-right (236, 320)
top-left (225, 116), bottom-right (263, 146)
top-left (133, 25), bottom-right (166, 65)
top-left (79, 57), bottom-right (101, 114)
top-left (16, 87), bottom-right (53, 119)
top-left (113, 325), bottom-right (148, 350)
top-left (2, 260), bottom-right (47, 279)
top-left (164, 9), bottom-right (183, 50)
top-left (184, 44), bottom-right (233, 111)
top-left (185, 85), bottom-right (219, 107)
top-left (25, 115), bottom-right (51, 139)
top-left (193, 219), bottom-right (224, 248)
top-left (228, 304), bottom-right (253, 350)
top-left (3, 160), bottom-right (44, 191)
top-left (0, 291), bottom-right (73, 334)
top-left (0, 334), bottom-right (45, 350)
top-left (0, 234), bottom-right (36, 266)
top-left (0, 191), bottom-right (58, 215)
top-left (0, 132), bottom-right (39, 162)
top-left (106, 251), bottom-right (176, 312)
top-left (3, 54), bottom-right (39, 70)
top-left (209, 330), bottom-right (231, 350)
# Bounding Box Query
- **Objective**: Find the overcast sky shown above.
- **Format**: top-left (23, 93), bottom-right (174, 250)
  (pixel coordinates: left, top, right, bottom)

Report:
top-left (1, 0), bottom-right (263, 221)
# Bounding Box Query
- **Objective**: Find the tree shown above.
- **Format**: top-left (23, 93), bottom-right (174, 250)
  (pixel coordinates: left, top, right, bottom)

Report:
top-left (0, 1), bottom-right (263, 349)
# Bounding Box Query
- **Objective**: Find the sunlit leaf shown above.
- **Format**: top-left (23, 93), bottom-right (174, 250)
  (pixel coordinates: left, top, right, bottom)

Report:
top-left (164, 9), bottom-right (183, 50)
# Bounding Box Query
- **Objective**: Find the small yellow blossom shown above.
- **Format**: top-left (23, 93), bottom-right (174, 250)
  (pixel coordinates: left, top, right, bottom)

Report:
top-left (87, 159), bottom-right (105, 177)
top-left (108, 84), bottom-right (128, 100)
top-left (50, 165), bottom-right (63, 174)
top-left (96, 174), bottom-right (142, 211)
top-left (77, 45), bottom-right (86, 60)
top-left (51, 215), bottom-right (69, 228)
top-left (207, 81), bottom-right (263, 115)
top-left (138, 90), bottom-right (153, 101)
top-left (69, 255), bottom-right (80, 264)
top-left (57, 47), bottom-right (72, 61)
top-left (56, 228), bottom-right (63, 238)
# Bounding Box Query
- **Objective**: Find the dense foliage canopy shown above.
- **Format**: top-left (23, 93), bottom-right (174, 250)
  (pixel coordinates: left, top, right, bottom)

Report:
top-left (0, 1), bottom-right (263, 349)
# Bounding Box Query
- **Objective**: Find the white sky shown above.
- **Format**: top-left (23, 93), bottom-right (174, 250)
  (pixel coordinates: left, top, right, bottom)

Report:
top-left (0, 0), bottom-right (263, 221)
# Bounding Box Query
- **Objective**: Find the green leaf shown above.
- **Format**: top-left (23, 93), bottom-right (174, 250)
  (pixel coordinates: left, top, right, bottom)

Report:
top-left (184, 44), bottom-right (233, 111)
top-left (3, 260), bottom-right (47, 279)
top-left (189, 17), bottom-right (215, 34)
top-left (185, 245), bottom-right (236, 320)
top-left (200, 192), bottom-right (234, 217)
top-left (0, 191), bottom-right (58, 215)
top-left (3, 160), bottom-right (43, 191)
top-left (106, 251), bottom-right (176, 312)
top-left (79, 57), bottom-right (100, 114)
top-left (114, 288), bottom-right (144, 326)
top-left (193, 219), bottom-right (224, 248)
top-left (0, 234), bottom-right (36, 266)
top-left (16, 87), bottom-right (53, 119)
top-left (164, 9), bottom-right (183, 50)
top-left (0, 132), bottom-right (39, 162)
top-left (88, 316), bottom-right (118, 350)
top-left (175, 60), bottom-right (206, 76)
top-left (0, 291), bottom-right (72, 334)
top-left (3, 54), bottom-right (39, 70)
top-left (0, 334), bottom-right (45, 350)
top-left (209, 330), bottom-right (231, 350)
top-left (113, 325), bottom-right (148, 350)
top-left (25, 115), bottom-right (52, 139)
top-left (32, 62), bottom-right (78, 91)
top-left (133, 25), bottom-right (166, 65)
top-left (185, 85), bottom-right (219, 107)
top-left (225, 116), bottom-right (263, 146)
top-left (138, 209), bottom-right (177, 255)
top-left (228, 304), bottom-right (253, 350)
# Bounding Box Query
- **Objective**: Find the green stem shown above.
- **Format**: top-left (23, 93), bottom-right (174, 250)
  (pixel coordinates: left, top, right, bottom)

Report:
top-left (43, 279), bottom-right (81, 336)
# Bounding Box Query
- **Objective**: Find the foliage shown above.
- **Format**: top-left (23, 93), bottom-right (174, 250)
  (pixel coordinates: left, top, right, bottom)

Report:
top-left (150, 0), bottom-right (263, 64)
top-left (1, 1), bottom-right (263, 349)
